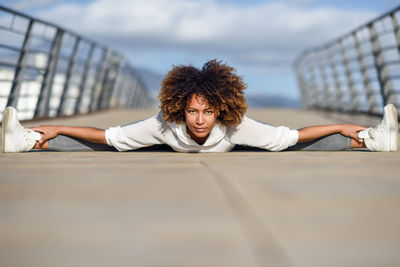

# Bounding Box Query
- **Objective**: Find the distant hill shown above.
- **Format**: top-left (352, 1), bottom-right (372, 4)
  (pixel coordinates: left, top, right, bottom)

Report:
top-left (135, 68), bottom-right (164, 100)
top-left (246, 94), bottom-right (301, 109)
top-left (134, 67), bottom-right (301, 109)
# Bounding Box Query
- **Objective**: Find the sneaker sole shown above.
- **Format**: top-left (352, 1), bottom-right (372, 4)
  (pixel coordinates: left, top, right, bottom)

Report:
top-left (1, 107), bottom-right (14, 153)
top-left (385, 104), bottom-right (398, 152)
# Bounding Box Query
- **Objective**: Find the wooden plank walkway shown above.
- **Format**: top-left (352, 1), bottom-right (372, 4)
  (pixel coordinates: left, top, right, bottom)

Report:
top-left (0, 108), bottom-right (399, 267)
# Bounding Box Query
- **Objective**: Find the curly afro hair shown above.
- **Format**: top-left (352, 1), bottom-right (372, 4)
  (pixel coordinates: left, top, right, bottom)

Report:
top-left (158, 59), bottom-right (247, 126)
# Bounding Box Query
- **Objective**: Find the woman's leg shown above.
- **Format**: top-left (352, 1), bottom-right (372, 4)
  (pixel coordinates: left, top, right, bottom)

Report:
top-left (41, 135), bottom-right (117, 152)
top-left (294, 104), bottom-right (398, 152)
top-left (286, 133), bottom-right (355, 151)
top-left (2, 106), bottom-right (112, 153)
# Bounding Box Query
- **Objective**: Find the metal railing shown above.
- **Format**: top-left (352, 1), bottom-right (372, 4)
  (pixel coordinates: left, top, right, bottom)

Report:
top-left (0, 5), bottom-right (153, 121)
top-left (294, 5), bottom-right (400, 116)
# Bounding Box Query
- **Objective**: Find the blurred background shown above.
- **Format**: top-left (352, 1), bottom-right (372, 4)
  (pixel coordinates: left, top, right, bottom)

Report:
top-left (2, 0), bottom-right (399, 110)
top-left (1, 3), bottom-right (400, 267)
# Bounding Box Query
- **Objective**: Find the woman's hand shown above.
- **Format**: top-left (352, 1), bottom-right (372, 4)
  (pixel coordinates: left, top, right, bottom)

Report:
top-left (339, 124), bottom-right (367, 142)
top-left (30, 125), bottom-right (60, 144)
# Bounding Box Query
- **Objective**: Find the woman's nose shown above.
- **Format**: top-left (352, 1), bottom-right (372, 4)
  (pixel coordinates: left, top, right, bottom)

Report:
top-left (196, 114), bottom-right (204, 124)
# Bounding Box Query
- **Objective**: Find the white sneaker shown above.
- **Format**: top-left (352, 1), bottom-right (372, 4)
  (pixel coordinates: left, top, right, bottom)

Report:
top-left (358, 104), bottom-right (399, 152)
top-left (2, 106), bottom-right (41, 153)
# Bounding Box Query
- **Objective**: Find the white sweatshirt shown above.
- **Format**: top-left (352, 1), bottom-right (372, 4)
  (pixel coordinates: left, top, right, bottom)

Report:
top-left (105, 112), bottom-right (299, 152)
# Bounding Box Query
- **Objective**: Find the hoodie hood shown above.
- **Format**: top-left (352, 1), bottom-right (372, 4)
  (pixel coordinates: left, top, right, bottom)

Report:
top-left (168, 121), bottom-right (227, 147)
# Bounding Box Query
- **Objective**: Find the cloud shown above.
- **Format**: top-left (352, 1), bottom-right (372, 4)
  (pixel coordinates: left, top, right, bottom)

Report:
top-left (33, 0), bottom-right (377, 73)
top-left (6, 0), bottom-right (61, 11)
top-left (286, 0), bottom-right (317, 6)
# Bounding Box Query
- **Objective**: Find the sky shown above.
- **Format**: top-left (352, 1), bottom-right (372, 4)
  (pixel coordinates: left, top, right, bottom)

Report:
top-left (1, 0), bottom-right (399, 101)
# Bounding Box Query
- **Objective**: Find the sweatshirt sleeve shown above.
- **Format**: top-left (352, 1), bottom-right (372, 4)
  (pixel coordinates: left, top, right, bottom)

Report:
top-left (105, 113), bottom-right (164, 151)
top-left (228, 116), bottom-right (298, 151)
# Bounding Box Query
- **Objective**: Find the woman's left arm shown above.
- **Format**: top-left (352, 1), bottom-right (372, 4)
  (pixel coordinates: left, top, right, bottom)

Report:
top-left (297, 124), bottom-right (367, 143)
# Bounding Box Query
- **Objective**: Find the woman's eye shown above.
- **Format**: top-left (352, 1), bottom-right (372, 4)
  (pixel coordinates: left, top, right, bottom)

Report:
top-left (205, 110), bottom-right (213, 114)
top-left (188, 110), bottom-right (196, 114)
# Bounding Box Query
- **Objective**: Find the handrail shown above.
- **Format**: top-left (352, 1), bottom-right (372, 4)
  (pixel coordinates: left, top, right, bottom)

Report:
top-left (0, 4), bottom-right (153, 121)
top-left (294, 5), bottom-right (400, 116)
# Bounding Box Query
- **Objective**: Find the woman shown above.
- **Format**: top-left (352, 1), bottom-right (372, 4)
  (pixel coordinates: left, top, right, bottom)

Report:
top-left (1, 59), bottom-right (398, 153)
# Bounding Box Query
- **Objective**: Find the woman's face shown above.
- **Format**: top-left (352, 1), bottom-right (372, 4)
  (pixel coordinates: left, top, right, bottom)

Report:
top-left (185, 94), bottom-right (217, 144)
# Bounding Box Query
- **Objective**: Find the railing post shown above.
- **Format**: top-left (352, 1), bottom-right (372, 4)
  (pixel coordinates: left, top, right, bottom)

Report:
top-left (327, 45), bottom-right (346, 111)
top-left (97, 58), bottom-right (112, 110)
top-left (122, 69), bottom-right (134, 108)
top-left (389, 13), bottom-right (400, 108)
top-left (352, 32), bottom-right (379, 114)
top-left (114, 64), bottom-right (128, 108)
top-left (305, 53), bottom-right (320, 108)
top-left (129, 74), bottom-right (140, 108)
top-left (369, 23), bottom-right (394, 110)
top-left (57, 36), bottom-right (80, 116)
top-left (393, 12), bottom-right (400, 58)
top-left (316, 50), bottom-right (332, 110)
top-left (34, 28), bottom-right (63, 117)
top-left (339, 38), bottom-right (360, 112)
top-left (106, 57), bottom-right (122, 109)
top-left (74, 43), bottom-right (95, 114)
top-left (89, 48), bottom-right (109, 111)
top-left (126, 76), bottom-right (137, 108)
top-left (7, 19), bottom-right (33, 108)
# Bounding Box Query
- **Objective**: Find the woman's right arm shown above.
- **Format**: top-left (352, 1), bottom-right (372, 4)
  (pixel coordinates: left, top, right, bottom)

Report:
top-left (30, 125), bottom-right (106, 145)
top-left (31, 113), bottom-right (165, 151)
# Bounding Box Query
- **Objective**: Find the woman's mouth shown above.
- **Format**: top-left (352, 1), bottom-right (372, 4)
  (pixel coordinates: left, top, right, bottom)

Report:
top-left (194, 127), bottom-right (207, 133)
